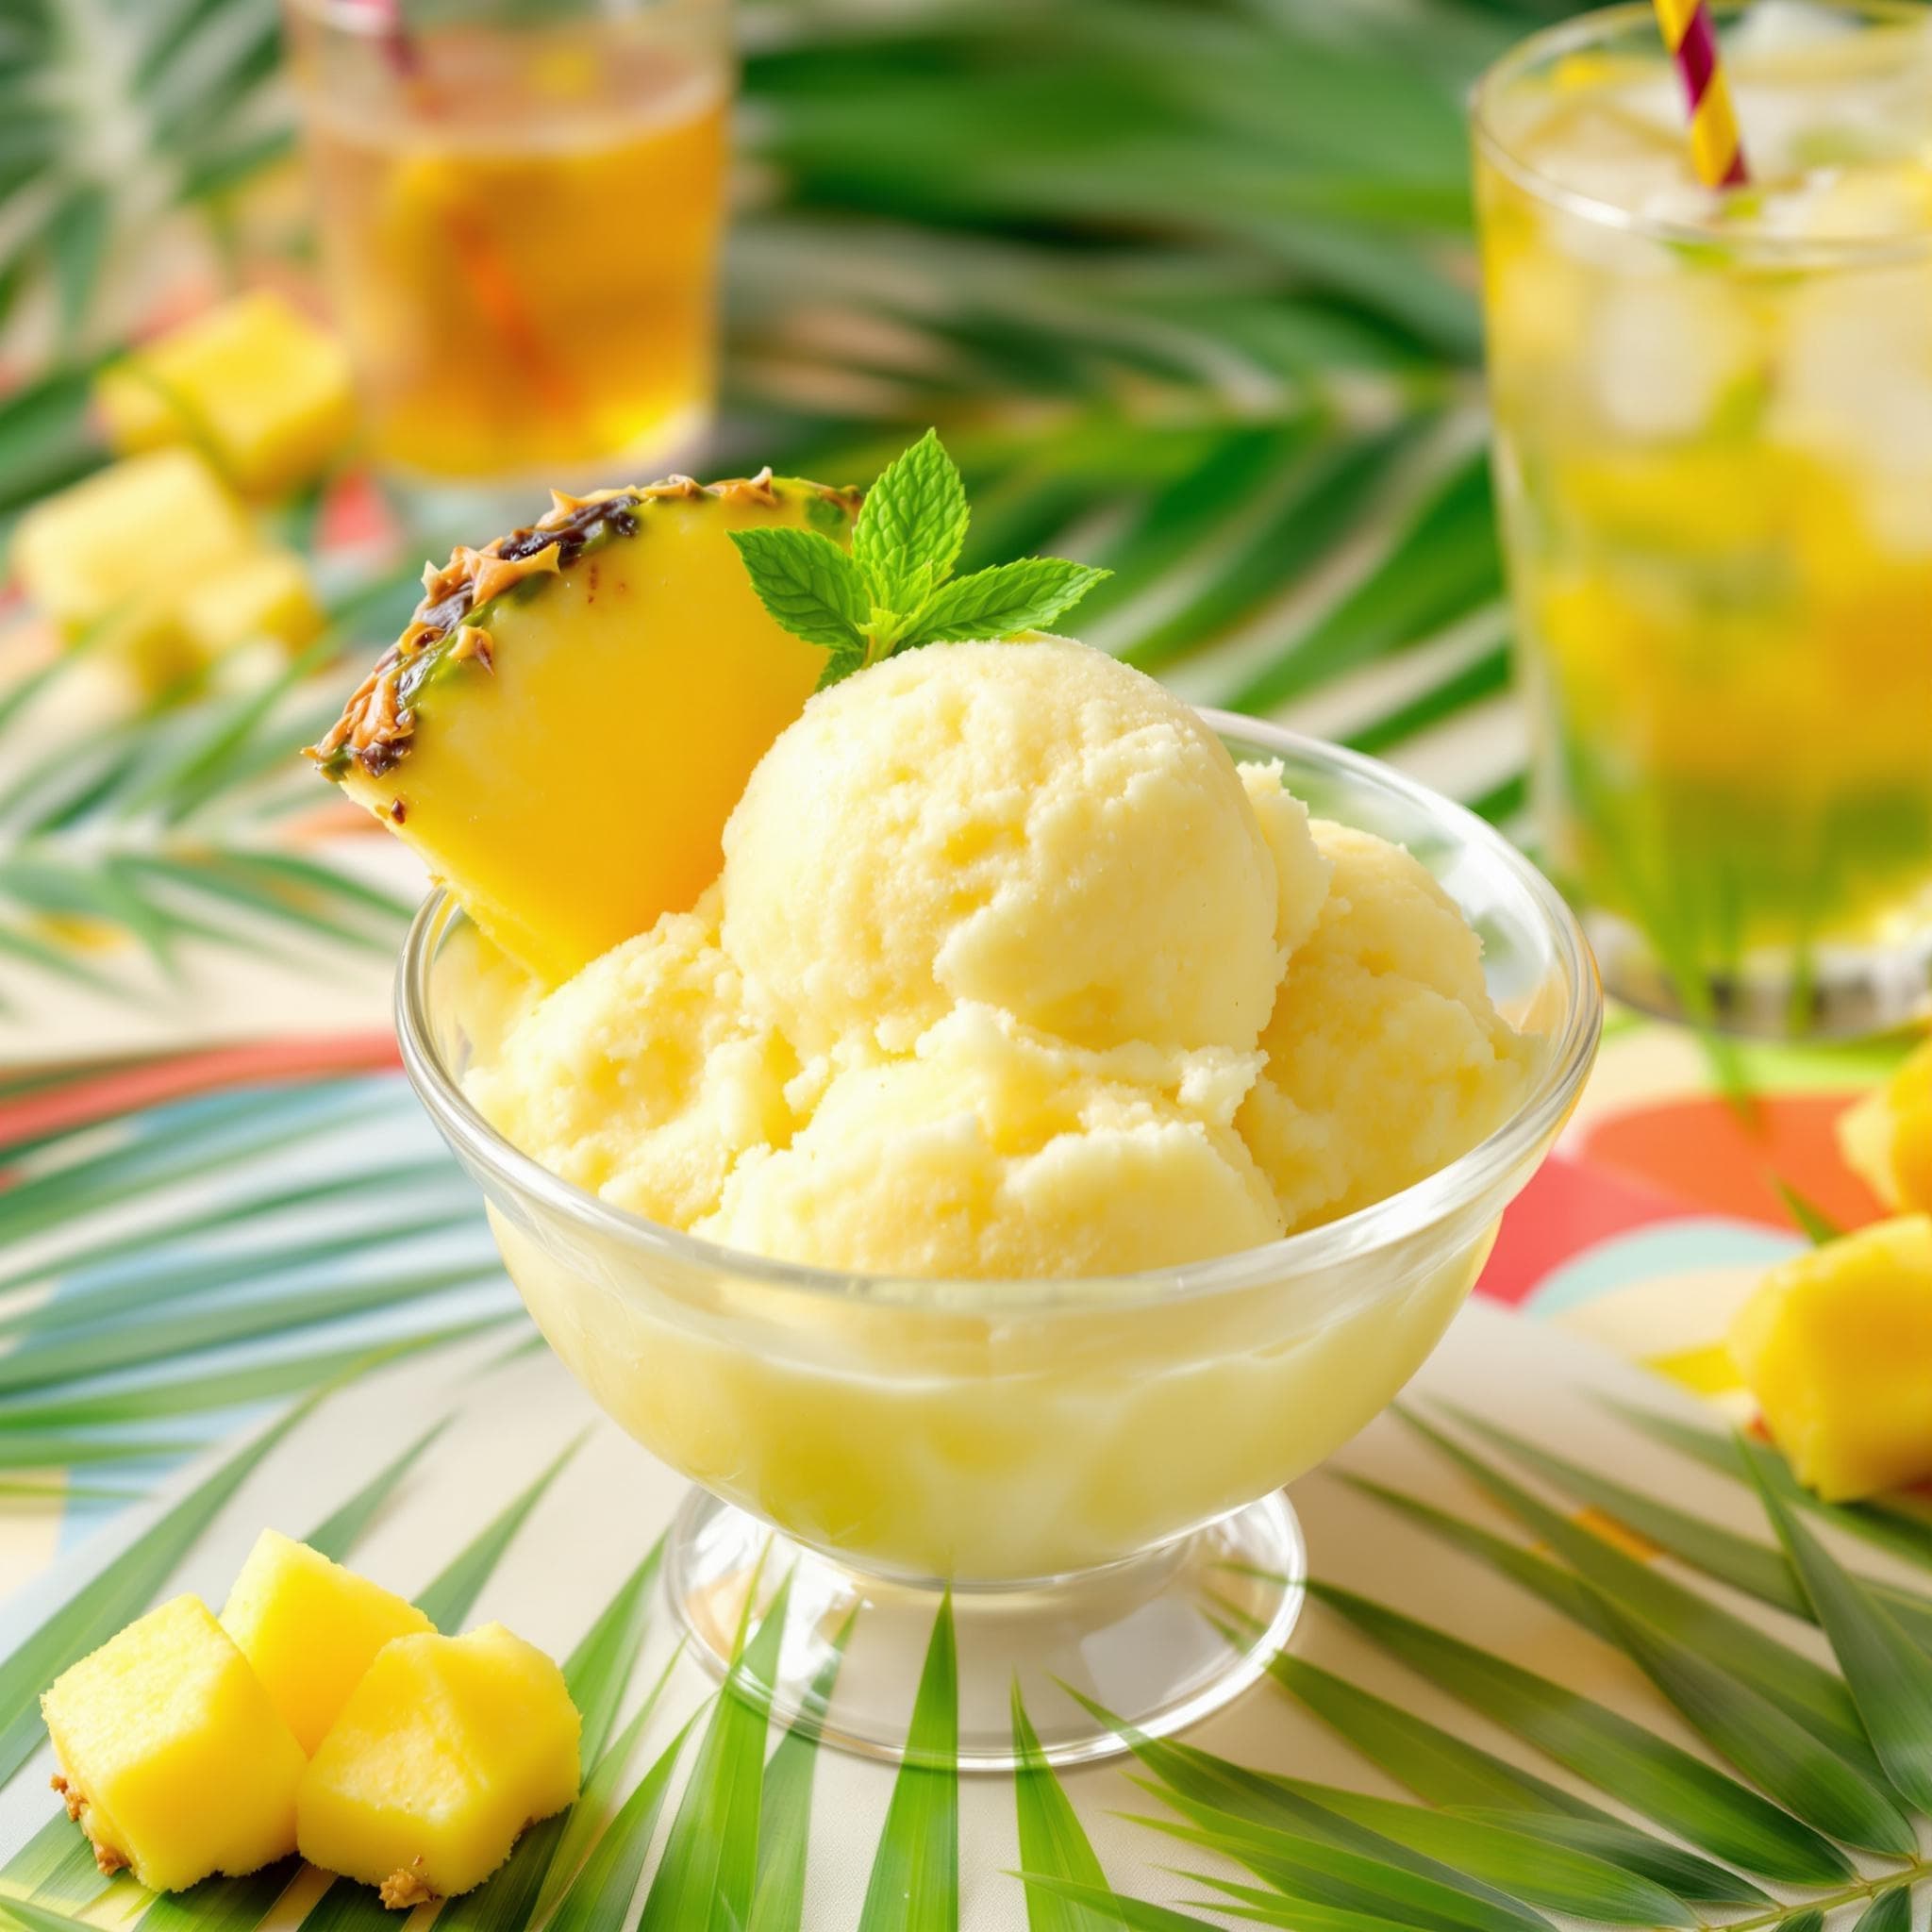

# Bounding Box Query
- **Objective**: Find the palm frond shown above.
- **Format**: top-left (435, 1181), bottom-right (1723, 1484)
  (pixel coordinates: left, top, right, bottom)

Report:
top-left (636, 1570), bottom-right (791, 1932)
top-left (858, 1593), bottom-right (958, 1932)
top-left (0, 1065), bottom-right (518, 1495)
top-left (1071, 1391), bottom-right (1932, 1932)
top-left (0, 612), bottom-right (424, 1006)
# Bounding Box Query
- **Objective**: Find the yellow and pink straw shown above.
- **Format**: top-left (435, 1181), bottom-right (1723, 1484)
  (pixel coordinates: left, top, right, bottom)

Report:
top-left (1652, 0), bottom-right (1750, 188)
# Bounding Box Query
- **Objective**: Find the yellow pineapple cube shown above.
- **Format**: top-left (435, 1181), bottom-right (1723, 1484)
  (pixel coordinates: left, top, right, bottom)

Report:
top-left (180, 549), bottom-right (324, 658)
top-left (311, 475), bottom-right (861, 982)
top-left (297, 1624), bottom-right (580, 1906)
top-left (1730, 1215), bottom-right (1932, 1500)
top-left (10, 449), bottom-right (258, 686)
top-left (40, 1594), bottom-right (306, 1892)
top-left (94, 291), bottom-right (355, 498)
top-left (219, 1530), bottom-right (434, 1756)
top-left (1840, 1040), bottom-right (1932, 1216)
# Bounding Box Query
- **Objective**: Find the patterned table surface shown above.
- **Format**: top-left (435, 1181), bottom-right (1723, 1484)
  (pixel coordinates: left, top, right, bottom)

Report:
top-left (0, 991), bottom-right (1916, 1929)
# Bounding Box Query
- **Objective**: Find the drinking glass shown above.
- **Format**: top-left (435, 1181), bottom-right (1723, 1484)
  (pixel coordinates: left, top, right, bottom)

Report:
top-left (283, 0), bottom-right (731, 529)
top-left (1474, 2), bottom-right (1932, 1036)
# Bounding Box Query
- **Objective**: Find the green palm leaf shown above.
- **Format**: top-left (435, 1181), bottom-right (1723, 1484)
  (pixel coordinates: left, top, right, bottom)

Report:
top-left (1449, 1405), bottom-right (1932, 1647)
top-left (637, 1569), bottom-right (792, 1932)
top-left (858, 1594), bottom-right (958, 1932)
top-left (1133, 1805), bottom-right (1552, 1932)
top-left (1854, 1889), bottom-right (1915, 1932)
top-left (547, 1715), bottom-right (697, 1932)
top-left (1312, 1583), bottom-right (1852, 1885)
top-left (0, 1897), bottom-right (101, 1932)
top-left (1265, 1653), bottom-right (1767, 1903)
top-left (1015, 1880), bottom-right (1218, 1932)
top-left (750, 1612), bottom-right (856, 1932)
top-left (1011, 1686), bottom-right (1131, 1932)
top-left (534, 1654), bottom-right (681, 1924)
top-left (1389, 1410), bottom-right (1880, 1769)
top-left (1589, 1590), bottom-right (1915, 1855)
top-left (1749, 1456), bottom-right (1932, 1815)
top-left (1085, 1710), bottom-right (1557, 1932)
top-left (1246, 1783), bottom-right (1693, 1926)
top-left (1607, 1399), bottom-right (1932, 1574)
top-left (1437, 1406), bottom-right (1807, 1612)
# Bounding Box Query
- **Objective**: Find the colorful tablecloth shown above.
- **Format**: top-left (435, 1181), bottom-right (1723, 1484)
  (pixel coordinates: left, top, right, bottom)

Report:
top-left (0, 991), bottom-right (1912, 1928)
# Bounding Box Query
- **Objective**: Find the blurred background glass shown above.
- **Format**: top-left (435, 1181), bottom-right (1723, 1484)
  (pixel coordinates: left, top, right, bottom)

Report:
top-left (1475, 2), bottom-right (1932, 1039)
top-left (284, 0), bottom-right (732, 531)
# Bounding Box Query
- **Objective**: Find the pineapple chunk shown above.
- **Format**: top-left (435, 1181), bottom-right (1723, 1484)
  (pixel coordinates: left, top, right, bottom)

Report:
top-left (94, 291), bottom-right (355, 498)
top-left (11, 449), bottom-right (258, 686)
top-left (1840, 1040), bottom-right (1932, 1215)
top-left (297, 1624), bottom-right (580, 1906)
top-left (1730, 1215), bottom-right (1932, 1500)
top-left (220, 1530), bottom-right (434, 1756)
top-left (41, 1594), bottom-right (306, 1892)
top-left (310, 473), bottom-right (861, 983)
top-left (180, 549), bottom-right (323, 658)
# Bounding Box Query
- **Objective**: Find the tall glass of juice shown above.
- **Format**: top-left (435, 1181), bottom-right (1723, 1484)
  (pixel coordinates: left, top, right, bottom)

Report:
top-left (284, 0), bottom-right (731, 525)
top-left (1474, 2), bottom-right (1932, 1037)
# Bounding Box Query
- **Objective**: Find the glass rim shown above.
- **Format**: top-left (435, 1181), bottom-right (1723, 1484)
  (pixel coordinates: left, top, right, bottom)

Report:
top-left (394, 709), bottom-right (1603, 1313)
top-left (1470, 0), bottom-right (1932, 268)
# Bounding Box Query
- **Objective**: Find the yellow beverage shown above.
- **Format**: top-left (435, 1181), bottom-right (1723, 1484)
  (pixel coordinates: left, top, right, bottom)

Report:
top-left (287, 4), bottom-right (730, 487)
top-left (1474, 2), bottom-right (1932, 1035)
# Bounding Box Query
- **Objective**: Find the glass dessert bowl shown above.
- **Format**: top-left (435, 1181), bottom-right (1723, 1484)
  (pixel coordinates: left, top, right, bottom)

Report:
top-left (397, 713), bottom-right (1600, 1768)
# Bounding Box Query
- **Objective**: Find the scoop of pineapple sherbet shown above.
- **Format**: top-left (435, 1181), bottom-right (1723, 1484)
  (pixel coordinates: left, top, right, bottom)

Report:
top-left (1730, 1214), bottom-right (1932, 1500)
top-left (466, 888), bottom-right (797, 1227)
top-left (1239, 820), bottom-right (1531, 1230)
top-left (696, 1003), bottom-right (1281, 1277)
top-left (720, 641), bottom-right (1318, 1058)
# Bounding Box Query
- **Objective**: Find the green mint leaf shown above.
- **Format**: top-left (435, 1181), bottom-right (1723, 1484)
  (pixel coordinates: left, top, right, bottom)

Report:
top-left (852, 429), bottom-right (969, 616)
top-left (729, 528), bottom-right (868, 654)
top-left (908, 558), bottom-right (1112, 644)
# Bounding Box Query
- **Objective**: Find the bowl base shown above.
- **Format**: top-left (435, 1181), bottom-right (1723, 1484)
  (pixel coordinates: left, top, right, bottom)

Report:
top-left (665, 1487), bottom-right (1306, 1771)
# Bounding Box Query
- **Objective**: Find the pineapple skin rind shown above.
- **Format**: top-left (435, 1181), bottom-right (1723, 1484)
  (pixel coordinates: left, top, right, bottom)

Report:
top-left (41, 1594), bottom-right (306, 1893)
top-left (309, 473), bottom-right (861, 782)
top-left (296, 1623), bottom-right (581, 1902)
top-left (219, 1529), bottom-right (434, 1756)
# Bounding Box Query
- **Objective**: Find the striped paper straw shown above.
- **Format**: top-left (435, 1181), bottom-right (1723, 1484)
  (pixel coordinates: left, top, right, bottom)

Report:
top-left (1653, 0), bottom-right (1751, 187)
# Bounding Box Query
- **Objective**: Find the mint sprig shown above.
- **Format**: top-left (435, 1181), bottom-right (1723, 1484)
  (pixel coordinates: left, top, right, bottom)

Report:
top-left (731, 430), bottom-right (1109, 689)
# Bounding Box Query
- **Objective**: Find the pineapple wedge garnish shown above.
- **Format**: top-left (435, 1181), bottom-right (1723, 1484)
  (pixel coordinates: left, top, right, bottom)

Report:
top-left (309, 470), bottom-right (860, 982)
